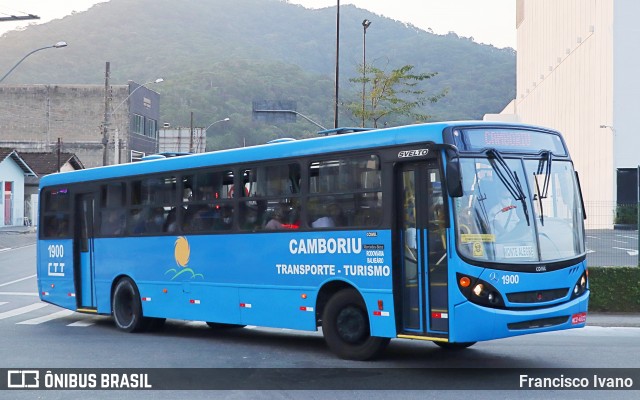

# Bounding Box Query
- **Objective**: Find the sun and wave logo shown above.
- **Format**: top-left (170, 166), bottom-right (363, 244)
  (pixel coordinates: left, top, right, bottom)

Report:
top-left (165, 236), bottom-right (204, 280)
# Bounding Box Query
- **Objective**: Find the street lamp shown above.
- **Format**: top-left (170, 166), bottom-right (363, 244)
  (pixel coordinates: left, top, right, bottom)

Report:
top-left (102, 78), bottom-right (164, 165)
top-left (205, 117), bottom-right (230, 131)
top-left (112, 78), bottom-right (164, 114)
top-left (202, 117), bottom-right (230, 152)
top-left (253, 109), bottom-right (326, 130)
top-left (362, 19), bottom-right (372, 128)
top-left (0, 41), bottom-right (68, 84)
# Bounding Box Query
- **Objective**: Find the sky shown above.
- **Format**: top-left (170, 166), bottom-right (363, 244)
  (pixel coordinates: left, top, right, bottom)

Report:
top-left (0, 0), bottom-right (516, 49)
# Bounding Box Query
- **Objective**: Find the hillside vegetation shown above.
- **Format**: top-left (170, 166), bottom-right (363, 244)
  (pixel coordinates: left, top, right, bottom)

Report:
top-left (0, 0), bottom-right (515, 148)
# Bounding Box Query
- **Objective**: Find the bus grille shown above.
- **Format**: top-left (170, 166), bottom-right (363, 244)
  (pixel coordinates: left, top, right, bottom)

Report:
top-left (507, 316), bottom-right (569, 330)
top-left (506, 288), bottom-right (569, 304)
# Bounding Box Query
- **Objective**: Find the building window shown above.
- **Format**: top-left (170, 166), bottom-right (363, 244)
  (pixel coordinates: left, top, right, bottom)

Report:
top-left (133, 114), bottom-right (144, 135)
top-left (146, 118), bottom-right (157, 138)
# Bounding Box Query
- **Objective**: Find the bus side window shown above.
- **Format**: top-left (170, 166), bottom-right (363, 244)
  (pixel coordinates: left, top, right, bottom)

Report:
top-left (239, 164), bottom-right (300, 231)
top-left (100, 182), bottom-right (126, 236)
top-left (308, 155), bottom-right (381, 229)
top-left (182, 170), bottom-right (234, 233)
top-left (101, 209), bottom-right (125, 236)
top-left (41, 188), bottom-right (71, 239)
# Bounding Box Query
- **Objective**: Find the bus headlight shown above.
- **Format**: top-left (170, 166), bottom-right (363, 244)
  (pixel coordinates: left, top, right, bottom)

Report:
top-left (472, 283), bottom-right (484, 297)
top-left (570, 272), bottom-right (588, 299)
top-left (457, 273), bottom-right (505, 308)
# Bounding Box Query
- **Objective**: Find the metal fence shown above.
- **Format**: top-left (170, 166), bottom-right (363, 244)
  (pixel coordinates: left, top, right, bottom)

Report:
top-left (585, 201), bottom-right (638, 267)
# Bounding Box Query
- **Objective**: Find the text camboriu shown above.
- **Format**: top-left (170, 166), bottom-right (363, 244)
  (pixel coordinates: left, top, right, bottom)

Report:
top-left (289, 238), bottom-right (362, 255)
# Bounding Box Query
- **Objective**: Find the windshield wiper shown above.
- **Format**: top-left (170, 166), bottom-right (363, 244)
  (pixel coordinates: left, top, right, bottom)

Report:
top-left (536, 150), bottom-right (552, 199)
top-left (486, 148), bottom-right (530, 226)
top-left (534, 151), bottom-right (553, 225)
top-left (475, 182), bottom-right (490, 233)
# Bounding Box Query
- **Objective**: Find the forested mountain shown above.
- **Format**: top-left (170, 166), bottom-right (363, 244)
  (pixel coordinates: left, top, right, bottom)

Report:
top-left (0, 0), bottom-right (515, 149)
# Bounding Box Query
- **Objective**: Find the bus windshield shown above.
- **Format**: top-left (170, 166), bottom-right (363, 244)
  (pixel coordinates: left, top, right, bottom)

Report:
top-left (454, 152), bottom-right (585, 265)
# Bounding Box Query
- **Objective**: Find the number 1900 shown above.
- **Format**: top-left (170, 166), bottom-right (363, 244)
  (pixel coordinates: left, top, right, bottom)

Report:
top-left (47, 244), bottom-right (64, 258)
top-left (501, 274), bottom-right (519, 285)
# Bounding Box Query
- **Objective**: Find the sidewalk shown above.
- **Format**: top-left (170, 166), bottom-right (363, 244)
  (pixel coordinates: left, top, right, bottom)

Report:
top-left (587, 312), bottom-right (640, 328)
top-left (0, 225), bottom-right (37, 250)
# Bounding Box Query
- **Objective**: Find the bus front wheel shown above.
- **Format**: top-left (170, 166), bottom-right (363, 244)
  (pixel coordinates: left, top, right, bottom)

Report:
top-left (322, 289), bottom-right (389, 360)
top-left (112, 277), bottom-right (147, 333)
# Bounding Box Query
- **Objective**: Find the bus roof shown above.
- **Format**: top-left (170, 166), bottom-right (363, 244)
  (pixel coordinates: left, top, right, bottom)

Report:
top-left (39, 121), bottom-right (549, 187)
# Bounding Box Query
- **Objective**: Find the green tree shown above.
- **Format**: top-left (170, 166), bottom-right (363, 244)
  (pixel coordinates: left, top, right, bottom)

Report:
top-left (347, 64), bottom-right (447, 128)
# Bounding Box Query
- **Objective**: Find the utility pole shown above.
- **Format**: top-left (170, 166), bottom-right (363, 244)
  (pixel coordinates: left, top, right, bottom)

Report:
top-left (189, 111), bottom-right (194, 153)
top-left (334, 0), bottom-right (340, 129)
top-left (102, 61), bottom-right (111, 166)
top-left (57, 138), bottom-right (61, 173)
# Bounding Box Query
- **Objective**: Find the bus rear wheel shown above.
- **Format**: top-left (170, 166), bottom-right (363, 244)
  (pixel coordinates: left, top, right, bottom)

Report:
top-left (112, 277), bottom-right (147, 333)
top-left (322, 289), bottom-right (389, 360)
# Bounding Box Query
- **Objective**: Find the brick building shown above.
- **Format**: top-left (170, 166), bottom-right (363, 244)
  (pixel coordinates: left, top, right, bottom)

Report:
top-left (0, 82), bottom-right (160, 168)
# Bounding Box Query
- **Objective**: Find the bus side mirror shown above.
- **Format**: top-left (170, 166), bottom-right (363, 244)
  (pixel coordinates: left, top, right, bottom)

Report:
top-left (446, 159), bottom-right (463, 198)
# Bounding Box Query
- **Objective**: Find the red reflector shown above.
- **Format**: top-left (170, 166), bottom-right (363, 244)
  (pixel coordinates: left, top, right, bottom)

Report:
top-left (571, 312), bottom-right (587, 325)
top-left (432, 312), bottom-right (442, 319)
top-left (300, 306), bottom-right (306, 311)
top-left (373, 311), bottom-right (381, 316)
top-left (377, 300), bottom-right (383, 310)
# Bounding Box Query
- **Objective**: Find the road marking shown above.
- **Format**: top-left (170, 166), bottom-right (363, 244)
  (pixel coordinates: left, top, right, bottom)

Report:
top-left (0, 303), bottom-right (49, 320)
top-left (0, 302), bottom-right (7, 306)
top-left (612, 247), bottom-right (638, 256)
top-left (616, 235), bottom-right (638, 239)
top-left (0, 274), bottom-right (36, 288)
top-left (68, 320), bottom-right (96, 327)
top-left (0, 292), bottom-right (39, 297)
top-left (0, 248), bottom-right (10, 253)
top-left (586, 249), bottom-right (595, 254)
top-left (17, 309), bottom-right (75, 325)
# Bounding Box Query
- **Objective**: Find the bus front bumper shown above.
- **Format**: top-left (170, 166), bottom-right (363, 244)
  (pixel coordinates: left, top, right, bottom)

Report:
top-left (450, 291), bottom-right (589, 343)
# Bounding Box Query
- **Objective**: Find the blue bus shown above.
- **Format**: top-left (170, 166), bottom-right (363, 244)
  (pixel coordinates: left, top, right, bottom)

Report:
top-left (36, 121), bottom-right (588, 360)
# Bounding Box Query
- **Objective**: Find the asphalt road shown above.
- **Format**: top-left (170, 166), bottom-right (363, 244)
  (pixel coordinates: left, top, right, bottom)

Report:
top-left (585, 229), bottom-right (638, 267)
top-left (1, 244), bottom-right (640, 399)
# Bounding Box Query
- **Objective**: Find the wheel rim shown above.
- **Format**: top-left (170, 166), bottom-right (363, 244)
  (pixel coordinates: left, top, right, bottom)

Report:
top-left (336, 305), bottom-right (367, 344)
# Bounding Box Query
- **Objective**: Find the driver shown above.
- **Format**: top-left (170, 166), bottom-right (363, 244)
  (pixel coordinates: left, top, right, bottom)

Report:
top-left (490, 189), bottom-right (520, 234)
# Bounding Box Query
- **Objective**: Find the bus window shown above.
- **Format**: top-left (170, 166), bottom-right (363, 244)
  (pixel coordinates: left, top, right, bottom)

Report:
top-left (41, 188), bottom-right (71, 238)
top-left (127, 176), bottom-right (177, 235)
top-left (98, 183), bottom-right (126, 236)
top-left (183, 170), bottom-right (234, 233)
top-left (239, 164), bottom-right (300, 231)
top-left (308, 155), bottom-right (382, 228)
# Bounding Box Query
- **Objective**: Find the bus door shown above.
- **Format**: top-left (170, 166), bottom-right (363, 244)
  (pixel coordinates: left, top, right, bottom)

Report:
top-left (74, 193), bottom-right (97, 309)
top-left (398, 162), bottom-right (449, 337)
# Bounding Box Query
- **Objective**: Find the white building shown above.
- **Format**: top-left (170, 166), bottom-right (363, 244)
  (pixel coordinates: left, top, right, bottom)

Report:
top-left (500, 0), bottom-right (640, 227)
top-left (158, 127), bottom-right (207, 154)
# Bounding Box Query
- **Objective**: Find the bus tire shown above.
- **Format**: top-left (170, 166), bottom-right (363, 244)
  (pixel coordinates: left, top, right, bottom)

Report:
top-left (112, 277), bottom-right (147, 333)
top-left (321, 289), bottom-right (389, 360)
top-left (206, 322), bottom-right (246, 329)
top-left (433, 341), bottom-right (476, 350)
